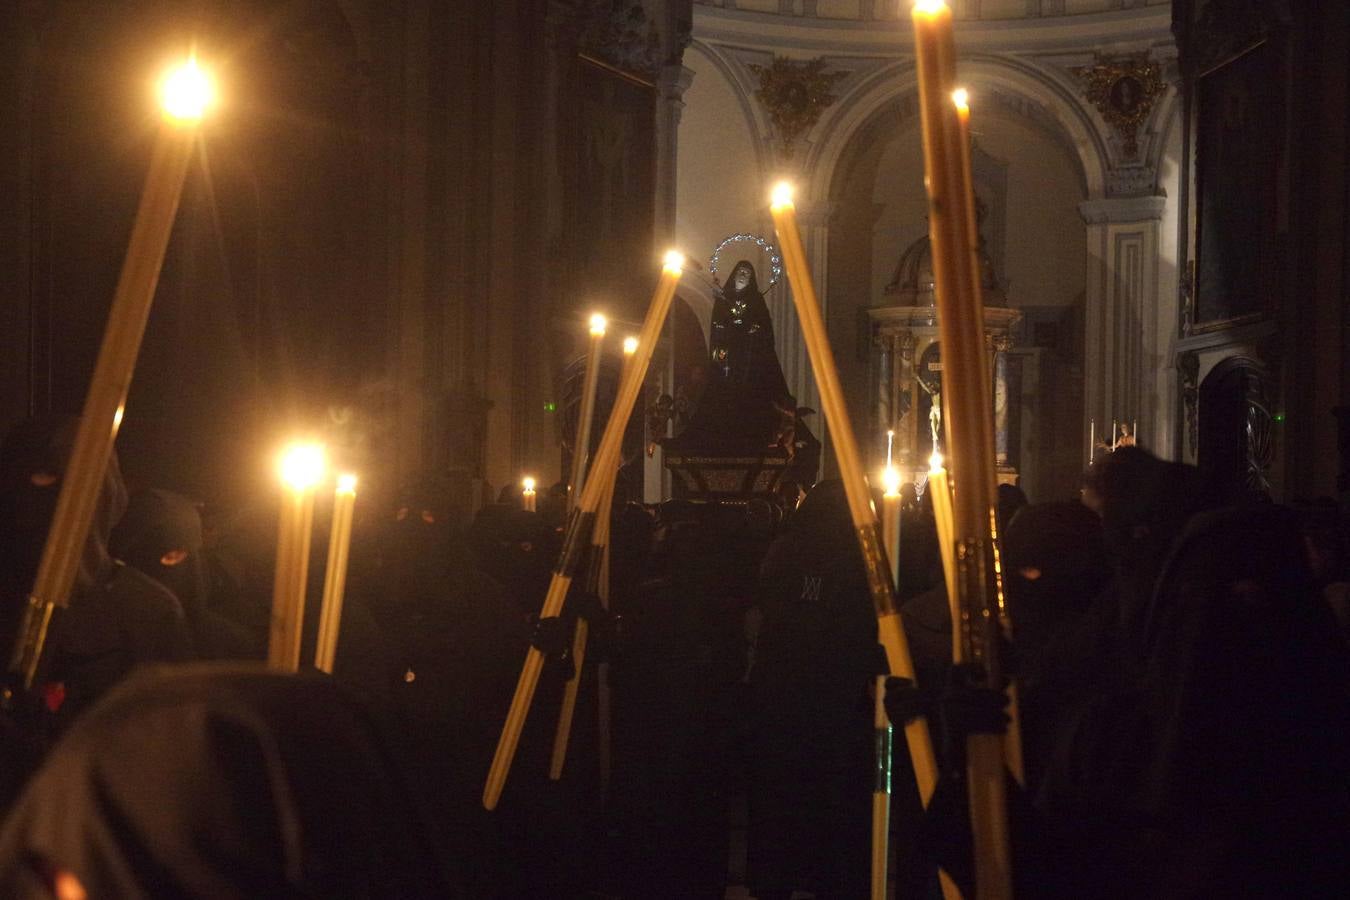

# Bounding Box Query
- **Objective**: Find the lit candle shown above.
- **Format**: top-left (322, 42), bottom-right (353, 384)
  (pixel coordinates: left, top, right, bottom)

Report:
top-left (521, 476), bottom-right (537, 513)
top-left (314, 473), bottom-right (357, 674)
top-left (927, 453), bottom-right (959, 658)
top-left (568, 313), bottom-right (608, 512)
top-left (883, 429), bottom-right (900, 585)
top-left (485, 252), bottom-right (684, 810)
top-left (269, 443), bottom-right (325, 672)
top-left (912, 6), bottom-right (1015, 893)
top-left (770, 180), bottom-right (941, 808)
top-left (6, 57), bottom-right (214, 689)
top-left (882, 463), bottom-right (902, 588)
top-left (551, 333), bottom-right (638, 783)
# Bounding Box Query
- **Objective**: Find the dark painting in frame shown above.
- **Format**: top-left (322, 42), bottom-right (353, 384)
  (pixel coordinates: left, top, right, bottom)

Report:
top-left (571, 54), bottom-right (657, 325)
top-left (1193, 39), bottom-right (1281, 331)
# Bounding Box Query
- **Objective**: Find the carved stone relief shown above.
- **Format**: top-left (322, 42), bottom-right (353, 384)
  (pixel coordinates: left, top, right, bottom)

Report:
top-left (748, 56), bottom-right (847, 160)
top-left (1074, 53), bottom-right (1168, 159)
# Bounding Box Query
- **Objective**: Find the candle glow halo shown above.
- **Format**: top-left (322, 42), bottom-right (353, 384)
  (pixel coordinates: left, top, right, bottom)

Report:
top-left (279, 444), bottom-right (326, 491)
top-left (160, 56), bottom-right (214, 122)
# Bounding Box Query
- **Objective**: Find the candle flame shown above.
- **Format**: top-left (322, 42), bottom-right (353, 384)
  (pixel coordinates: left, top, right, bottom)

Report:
top-left (952, 87), bottom-right (970, 112)
top-left (913, 0), bottom-right (948, 15)
top-left (882, 466), bottom-right (902, 496)
top-left (589, 313), bottom-right (608, 337)
top-left (336, 473), bottom-right (358, 495)
top-left (929, 451), bottom-right (945, 472)
top-left (662, 250), bottom-right (686, 274)
top-left (279, 443), bottom-right (326, 491)
top-left (160, 56), bottom-right (214, 122)
top-left (622, 336), bottom-right (639, 355)
top-left (522, 477), bottom-right (536, 492)
top-left (770, 181), bottom-right (795, 211)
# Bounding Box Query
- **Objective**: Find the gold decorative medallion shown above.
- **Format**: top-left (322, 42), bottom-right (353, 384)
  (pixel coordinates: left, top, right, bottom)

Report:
top-left (1074, 54), bottom-right (1167, 158)
top-left (748, 56), bottom-right (847, 159)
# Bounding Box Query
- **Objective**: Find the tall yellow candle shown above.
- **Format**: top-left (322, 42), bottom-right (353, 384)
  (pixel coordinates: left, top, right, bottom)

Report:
top-left (485, 253), bottom-right (684, 810)
top-left (314, 473), bottom-right (358, 674)
top-left (521, 476), bottom-right (537, 513)
top-left (882, 466), bottom-right (903, 589)
top-left (927, 453), bottom-right (959, 659)
top-left (551, 333), bottom-right (639, 781)
top-left (568, 314), bottom-right (608, 512)
top-left (913, 3), bottom-right (1015, 892)
top-left (6, 58), bottom-right (214, 691)
top-left (269, 444), bottom-right (324, 672)
top-left (769, 181), bottom-right (941, 804)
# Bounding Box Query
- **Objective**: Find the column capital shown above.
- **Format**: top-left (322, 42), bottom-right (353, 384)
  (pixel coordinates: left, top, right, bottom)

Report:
top-left (1078, 195), bottom-right (1166, 225)
top-left (658, 63), bottom-right (695, 99)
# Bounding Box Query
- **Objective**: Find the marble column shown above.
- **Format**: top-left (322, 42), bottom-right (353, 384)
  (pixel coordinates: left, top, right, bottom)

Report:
top-left (656, 63), bottom-right (696, 246)
top-left (874, 330), bottom-right (894, 445)
top-left (1080, 195), bottom-right (1170, 455)
top-left (770, 199), bottom-right (836, 431)
top-left (991, 334), bottom-right (1012, 467)
top-left (648, 63), bottom-right (695, 503)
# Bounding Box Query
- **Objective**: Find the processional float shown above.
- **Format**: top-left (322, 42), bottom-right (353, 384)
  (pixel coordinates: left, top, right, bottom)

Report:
top-left (485, 5), bottom-right (1020, 898)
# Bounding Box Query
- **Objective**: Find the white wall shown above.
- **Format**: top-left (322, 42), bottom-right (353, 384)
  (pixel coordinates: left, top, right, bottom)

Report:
top-left (675, 42), bottom-right (766, 279)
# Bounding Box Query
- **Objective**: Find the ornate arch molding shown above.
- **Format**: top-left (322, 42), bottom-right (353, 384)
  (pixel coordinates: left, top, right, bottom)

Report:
top-left (809, 54), bottom-right (1108, 205)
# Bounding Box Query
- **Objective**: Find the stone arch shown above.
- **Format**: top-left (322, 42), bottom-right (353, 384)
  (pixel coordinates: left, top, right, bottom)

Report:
top-left (804, 54), bottom-right (1110, 205)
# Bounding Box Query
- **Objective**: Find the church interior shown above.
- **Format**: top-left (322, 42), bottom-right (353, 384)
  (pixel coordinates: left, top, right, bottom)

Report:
top-left (1, 1), bottom-right (1348, 898)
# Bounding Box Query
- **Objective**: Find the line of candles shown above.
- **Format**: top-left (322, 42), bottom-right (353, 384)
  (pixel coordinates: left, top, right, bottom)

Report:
top-left (268, 444), bottom-right (360, 674)
top-left (518, 331), bottom-right (638, 515)
top-left (1088, 417), bottom-right (1140, 465)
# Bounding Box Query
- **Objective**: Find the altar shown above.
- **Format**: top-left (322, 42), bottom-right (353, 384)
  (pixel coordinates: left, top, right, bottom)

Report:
top-left (867, 230), bottom-right (1022, 489)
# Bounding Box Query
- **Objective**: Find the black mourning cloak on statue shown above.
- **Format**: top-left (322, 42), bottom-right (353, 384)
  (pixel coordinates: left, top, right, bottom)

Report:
top-left (709, 260), bottom-right (791, 405)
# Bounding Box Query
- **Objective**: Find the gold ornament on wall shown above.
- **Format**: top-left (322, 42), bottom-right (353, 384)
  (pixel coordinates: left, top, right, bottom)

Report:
top-left (748, 56), bottom-right (847, 159)
top-left (1074, 54), bottom-right (1167, 158)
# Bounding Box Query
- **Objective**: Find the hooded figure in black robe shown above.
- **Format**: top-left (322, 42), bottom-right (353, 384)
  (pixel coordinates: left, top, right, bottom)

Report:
top-left (110, 488), bottom-right (254, 659)
top-left (1135, 504), bottom-right (1350, 896)
top-left (0, 416), bottom-right (191, 727)
top-left (747, 479), bottom-right (879, 900)
top-left (0, 664), bottom-right (456, 898)
top-left (1081, 447), bottom-right (1211, 659)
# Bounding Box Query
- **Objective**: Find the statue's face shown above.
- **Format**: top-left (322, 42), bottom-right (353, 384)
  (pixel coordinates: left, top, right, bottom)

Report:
top-left (733, 266), bottom-right (751, 291)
